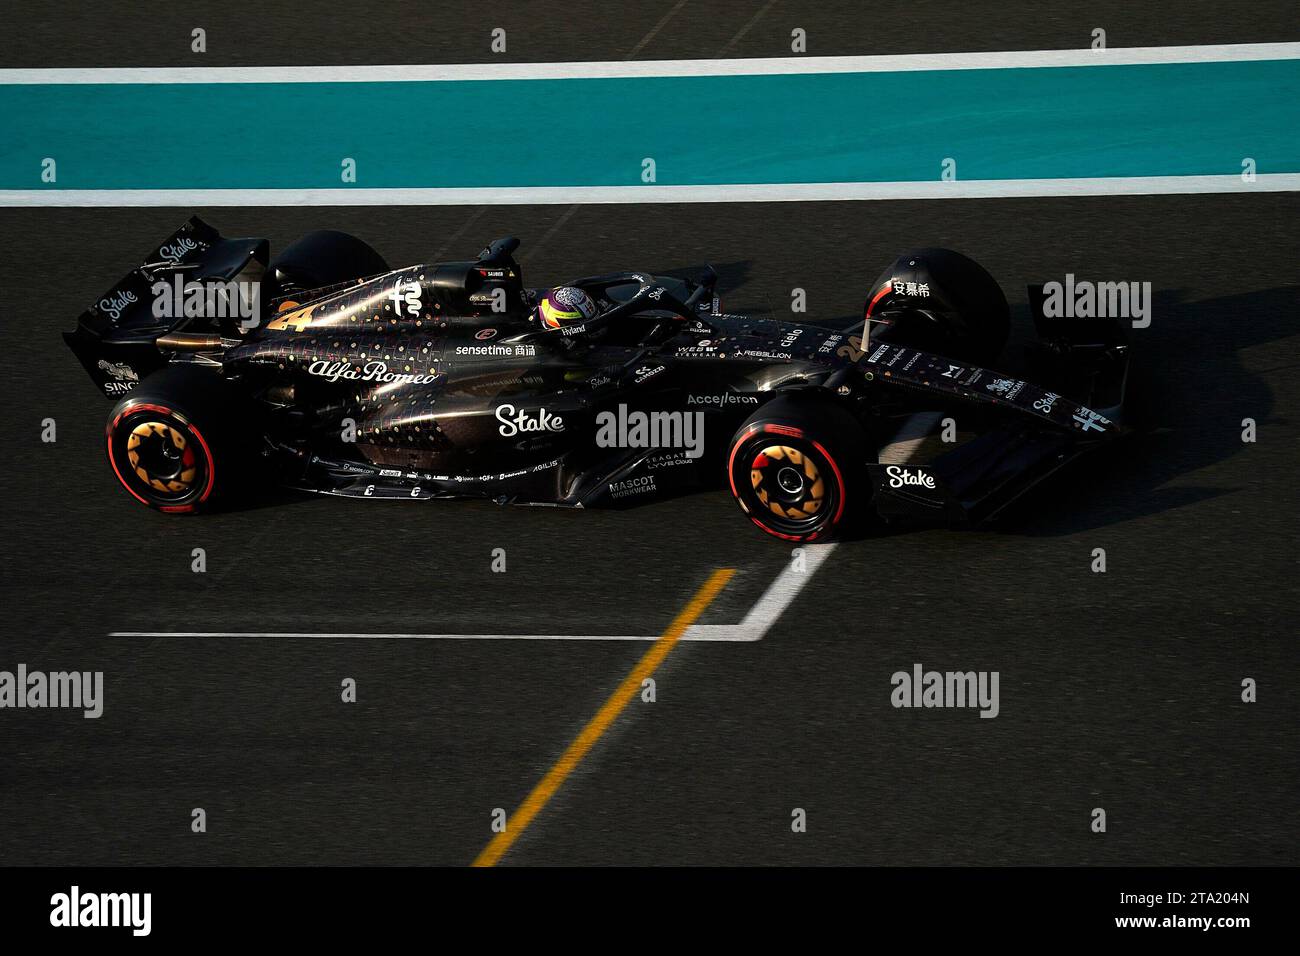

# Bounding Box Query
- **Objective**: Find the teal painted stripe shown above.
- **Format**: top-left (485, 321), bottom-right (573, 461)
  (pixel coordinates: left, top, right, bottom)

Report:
top-left (2, 59), bottom-right (1297, 189)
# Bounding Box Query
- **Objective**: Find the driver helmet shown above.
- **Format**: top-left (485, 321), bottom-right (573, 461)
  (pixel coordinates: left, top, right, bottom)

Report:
top-left (537, 286), bottom-right (598, 329)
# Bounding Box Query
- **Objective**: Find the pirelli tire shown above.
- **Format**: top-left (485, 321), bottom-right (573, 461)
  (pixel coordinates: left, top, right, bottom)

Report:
top-left (105, 365), bottom-right (255, 514)
top-left (866, 247), bottom-right (1010, 366)
top-left (727, 394), bottom-right (870, 542)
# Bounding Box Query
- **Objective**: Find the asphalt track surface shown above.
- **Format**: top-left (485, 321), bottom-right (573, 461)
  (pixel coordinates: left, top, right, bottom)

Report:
top-left (3, 0), bottom-right (1298, 66)
top-left (1, 3), bottom-right (1298, 867)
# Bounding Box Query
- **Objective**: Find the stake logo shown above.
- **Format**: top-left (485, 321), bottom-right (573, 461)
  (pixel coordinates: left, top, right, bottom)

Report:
top-left (885, 466), bottom-right (936, 490)
top-left (495, 404), bottom-right (565, 437)
top-left (156, 235), bottom-right (204, 265)
top-left (97, 289), bottom-right (138, 321)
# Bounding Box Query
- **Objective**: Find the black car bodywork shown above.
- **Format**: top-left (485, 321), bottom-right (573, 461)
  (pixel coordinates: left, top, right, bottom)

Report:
top-left (66, 217), bottom-right (1128, 539)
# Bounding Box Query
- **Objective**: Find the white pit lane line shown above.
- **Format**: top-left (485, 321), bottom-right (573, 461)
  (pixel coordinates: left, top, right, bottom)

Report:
top-left (109, 544), bottom-right (836, 644)
top-left (8, 43), bottom-right (1300, 83)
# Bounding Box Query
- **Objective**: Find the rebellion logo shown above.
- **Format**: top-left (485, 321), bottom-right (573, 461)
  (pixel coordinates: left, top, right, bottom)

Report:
top-left (306, 360), bottom-right (441, 386)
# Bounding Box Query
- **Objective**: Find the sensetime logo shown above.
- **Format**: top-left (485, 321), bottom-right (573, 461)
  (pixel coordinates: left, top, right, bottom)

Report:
top-left (50, 886), bottom-right (151, 936)
top-left (595, 404), bottom-right (705, 459)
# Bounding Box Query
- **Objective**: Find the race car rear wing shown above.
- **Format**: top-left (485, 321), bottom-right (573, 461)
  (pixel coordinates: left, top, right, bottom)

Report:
top-left (63, 217), bottom-right (267, 398)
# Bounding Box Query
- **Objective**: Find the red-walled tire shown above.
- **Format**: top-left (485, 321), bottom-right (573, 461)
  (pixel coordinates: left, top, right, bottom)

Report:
top-left (105, 366), bottom-right (251, 514)
top-left (727, 395), bottom-right (869, 542)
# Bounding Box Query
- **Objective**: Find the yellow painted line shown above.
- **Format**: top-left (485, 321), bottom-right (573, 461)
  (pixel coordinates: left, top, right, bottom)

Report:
top-left (471, 567), bottom-right (736, 867)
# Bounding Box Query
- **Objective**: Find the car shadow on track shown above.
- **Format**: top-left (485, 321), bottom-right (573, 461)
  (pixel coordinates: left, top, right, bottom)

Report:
top-left (226, 485), bottom-right (324, 514)
top-left (817, 285), bottom-right (1296, 538)
top-left (998, 284), bottom-right (1297, 536)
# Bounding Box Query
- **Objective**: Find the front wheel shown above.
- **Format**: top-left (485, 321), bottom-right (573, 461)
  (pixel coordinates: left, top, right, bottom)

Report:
top-left (726, 395), bottom-right (869, 542)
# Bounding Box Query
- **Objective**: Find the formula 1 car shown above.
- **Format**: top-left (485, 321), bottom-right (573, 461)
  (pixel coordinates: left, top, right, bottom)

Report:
top-left (65, 217), bottom-right (1128, 541)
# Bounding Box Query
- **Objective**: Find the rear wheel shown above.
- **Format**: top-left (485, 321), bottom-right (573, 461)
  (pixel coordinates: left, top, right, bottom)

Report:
top-left (106, 366), bottom-right (253, 513)
top-left (251, 231), bottom-right (390, 332)
top-left (727, 395), bottom-right (869, 542)
top-left (264, 230), bottom-right (389, 302)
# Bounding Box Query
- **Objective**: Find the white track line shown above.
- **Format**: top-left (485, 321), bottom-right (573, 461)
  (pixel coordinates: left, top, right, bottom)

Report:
top-left (686, 543), bottom-right (836, 642)
top-left (109, 544), bottom-right (836, 643)
top-left (6, 174), bottom-right (1298, 208)
top-left (3, 43), bottom-right (1297, 84)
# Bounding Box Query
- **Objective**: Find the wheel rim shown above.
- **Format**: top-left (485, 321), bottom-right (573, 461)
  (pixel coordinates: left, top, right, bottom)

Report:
top-left (126, 421), bottom-right (198, 495)
top-left (750, 444), bottom-right (825, 521)
top-left (108, 404), bottom-right (214, 510)
top-left (730, 429), bottom-right (844, 540)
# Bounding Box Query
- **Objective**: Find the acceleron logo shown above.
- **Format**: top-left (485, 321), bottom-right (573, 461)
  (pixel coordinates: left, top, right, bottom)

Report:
top-left (49, 886), bottom-right (151, 936)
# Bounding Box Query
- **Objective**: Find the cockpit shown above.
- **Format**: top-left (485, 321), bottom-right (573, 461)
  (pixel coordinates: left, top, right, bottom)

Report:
top-left (434, 235), bottom-right (718, 346)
